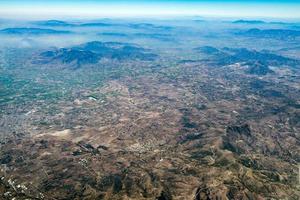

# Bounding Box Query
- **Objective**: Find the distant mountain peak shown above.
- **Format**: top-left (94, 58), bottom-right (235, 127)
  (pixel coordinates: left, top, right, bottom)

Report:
top-left (233, 20), bottom-right (266, 24)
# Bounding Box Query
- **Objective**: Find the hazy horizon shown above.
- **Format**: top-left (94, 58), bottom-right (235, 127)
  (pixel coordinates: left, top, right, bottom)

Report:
top-left (1, 0), bottom-right (300, 19)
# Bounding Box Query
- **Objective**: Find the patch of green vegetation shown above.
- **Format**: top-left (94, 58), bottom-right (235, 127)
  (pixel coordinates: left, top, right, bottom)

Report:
top-left (181, 115), bottom-right (197, 129)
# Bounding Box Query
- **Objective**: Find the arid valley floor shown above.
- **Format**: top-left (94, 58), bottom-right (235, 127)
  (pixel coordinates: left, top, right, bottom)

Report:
top-left (0, 19), bottom-right (299, 199)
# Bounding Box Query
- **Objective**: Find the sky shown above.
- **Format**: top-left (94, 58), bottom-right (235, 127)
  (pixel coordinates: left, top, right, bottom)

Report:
top-left (0, 0), bottom-right (300, 19)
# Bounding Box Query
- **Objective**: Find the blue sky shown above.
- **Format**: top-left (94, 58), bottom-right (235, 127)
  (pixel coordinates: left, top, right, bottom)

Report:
top-left (2, 0), bottom-right (300, 4)
top-left (1, 0), bottom-right (300, 19)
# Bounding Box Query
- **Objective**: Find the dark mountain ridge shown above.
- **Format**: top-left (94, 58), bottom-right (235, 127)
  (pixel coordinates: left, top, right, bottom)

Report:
top-left (34, 20), bottom-right (173, 31)
top-left (233, 20), bottom-right (266, 24)
top-left (38, 41), bottom-right (158, 67)
top-left (195, 46), bottom-right (299, 67)
top-left (0, 28), bottom-right (72, 35)
top-left (34, 20), bottom-right (76, 27)
top-left (239, 28), bottom-right (300, 40)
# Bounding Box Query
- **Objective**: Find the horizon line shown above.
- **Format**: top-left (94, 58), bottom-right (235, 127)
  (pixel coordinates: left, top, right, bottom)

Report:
top-left (1, 2), bottom-right (300, 19)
